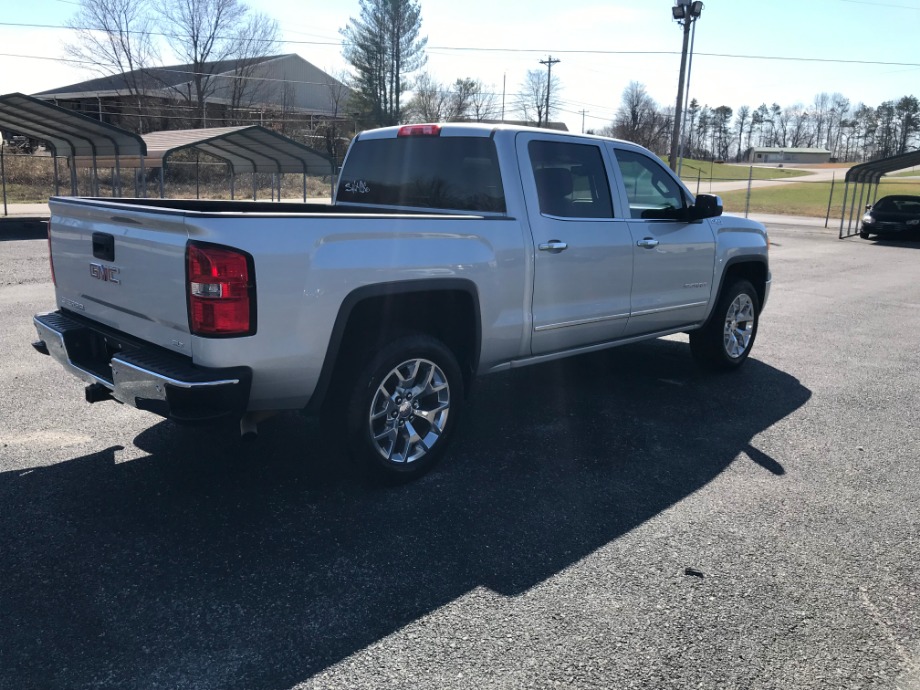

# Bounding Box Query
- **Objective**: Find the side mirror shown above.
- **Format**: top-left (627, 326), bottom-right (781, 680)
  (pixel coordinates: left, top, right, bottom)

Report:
top-left (689, 193), bottom-right (723, 220)
top-left (865, 204), bottom-right (872, 211)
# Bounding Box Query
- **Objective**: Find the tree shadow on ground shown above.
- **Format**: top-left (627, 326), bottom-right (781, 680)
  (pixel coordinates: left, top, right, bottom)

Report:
top-left (0, 339), bottom-right (811, 690)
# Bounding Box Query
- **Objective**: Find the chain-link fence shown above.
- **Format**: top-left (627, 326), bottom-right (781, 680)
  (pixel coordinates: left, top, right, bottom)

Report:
top-left (1, 147), bottom-right (335, 215)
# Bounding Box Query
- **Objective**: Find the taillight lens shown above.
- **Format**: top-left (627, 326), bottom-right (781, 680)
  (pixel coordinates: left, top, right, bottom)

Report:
top-left (187, 241), bottom-right (256, 337)
top-left (47, 221), bottom-right (56, 286)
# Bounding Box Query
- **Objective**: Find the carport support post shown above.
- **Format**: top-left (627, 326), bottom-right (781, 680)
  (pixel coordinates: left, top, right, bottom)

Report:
top-left (252, 171), bottom-right (257, 201)
top-left (159, 166), bottom-right (165, 199)
top-left (855, 183), bottom-right (867, 230)
top-left (846, 182), bottom-right (860, 236)
top-left (1, 143), bottom-right (7, 217)
top-left (69, 158), bottom-right (77, 196)
top-left (839, 182), bottom-right (850, 238)
top-left (195, 152), bottom-right (200, 200)
top-left (53, 155), bottom-right (60, 196)
top-left (824, 171), bottom-right (835, 229)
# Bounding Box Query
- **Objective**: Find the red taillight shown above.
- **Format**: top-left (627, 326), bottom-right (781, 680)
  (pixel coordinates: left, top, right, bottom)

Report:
top-left (187, 242), bottom-right (255, 337)
top-left (397, 124), bottom-right (441, 137)
top-left (47, 222), bottom-right (56, 286)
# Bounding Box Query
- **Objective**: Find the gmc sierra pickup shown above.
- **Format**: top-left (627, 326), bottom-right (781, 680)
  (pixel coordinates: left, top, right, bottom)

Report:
top-left (33, 123), bottom-right (770, 481)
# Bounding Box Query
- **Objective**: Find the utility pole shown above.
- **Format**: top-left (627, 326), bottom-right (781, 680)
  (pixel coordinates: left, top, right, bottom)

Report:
top-left (581, 110), bottom-right (587, 134)
top-left (668, 1), bottom-right (704, 172)
top-left (539, 55), bottom-right (560, 127)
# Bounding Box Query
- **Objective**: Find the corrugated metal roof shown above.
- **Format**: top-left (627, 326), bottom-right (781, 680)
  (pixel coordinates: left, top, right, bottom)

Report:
top-left (74, 125), bottom-right (332, 174)
top-left (845, 150), bottom-right (920, 183)
top-left (0, 91), bottom-right (146, 160)
top-left (34, 54), bottom-right (350, 116)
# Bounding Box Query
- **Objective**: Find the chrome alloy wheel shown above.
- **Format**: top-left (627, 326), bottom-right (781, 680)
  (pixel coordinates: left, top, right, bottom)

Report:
top-left (368, 358), bottom-right (451, 464)
top-left (723, 293), bottom-right (755, 359)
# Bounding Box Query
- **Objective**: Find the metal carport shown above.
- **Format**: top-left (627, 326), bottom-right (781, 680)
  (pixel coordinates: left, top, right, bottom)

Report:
top-left (0, 92), bottom-right (147, 201)
top-left (84, 126), bottom-right (335, 201)
top-left (839, 150), bottom-right (920, 238)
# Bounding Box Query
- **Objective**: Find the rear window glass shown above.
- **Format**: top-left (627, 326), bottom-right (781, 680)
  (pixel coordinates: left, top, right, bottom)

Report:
top-left (337, 136), bottom-right (506, 213)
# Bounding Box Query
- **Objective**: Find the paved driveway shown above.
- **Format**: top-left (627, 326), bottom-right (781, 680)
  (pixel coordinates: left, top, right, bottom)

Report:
top-left (1, 222), bottom-right (918, 689)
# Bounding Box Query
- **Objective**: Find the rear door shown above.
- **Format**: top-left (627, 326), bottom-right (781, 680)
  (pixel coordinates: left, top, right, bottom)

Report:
top-left (49, 199), bottom-right (192, 356)
top-left (608, 146), bottom-right (715, 336)
top-left (517, 134), bottom-right (633, 355)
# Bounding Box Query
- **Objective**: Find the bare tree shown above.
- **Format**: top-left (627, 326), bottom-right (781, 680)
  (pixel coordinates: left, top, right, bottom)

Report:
top-left (405, 72), bottom-right (451, 122)
top-left (516, 69), bottom-right (559, 126)
top-left (733, 105), bottom-right (750, 160)
top-left (611, 82), bottom-right (664, 151)
top-left (157, 0), bottom-right (248, 127)
top-left (64, 0), bottom-right (160, 132)
top-left (468, 81), bottom-right (499, 122)
top-left (224, 13), bottom-right (281, 124)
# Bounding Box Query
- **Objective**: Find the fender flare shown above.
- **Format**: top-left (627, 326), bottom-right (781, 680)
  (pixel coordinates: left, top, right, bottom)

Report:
top-left (305, 278), bottom-right (482, 413)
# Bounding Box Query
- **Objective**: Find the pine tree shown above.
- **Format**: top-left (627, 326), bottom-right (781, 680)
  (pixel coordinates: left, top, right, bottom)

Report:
top-left (341, 0), bottom-right (427, 127)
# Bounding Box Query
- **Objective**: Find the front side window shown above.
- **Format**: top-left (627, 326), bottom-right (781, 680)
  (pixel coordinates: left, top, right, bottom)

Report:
top-left (615, 149), bottom-right (686, 219)
top-left (336, 136), bottom-right (505, 213)
top-left (528, 140), bottom-right (614, 219)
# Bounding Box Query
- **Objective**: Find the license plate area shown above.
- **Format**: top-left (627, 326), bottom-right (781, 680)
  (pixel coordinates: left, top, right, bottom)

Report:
top-left (63, 328), bottom-right (133, 384)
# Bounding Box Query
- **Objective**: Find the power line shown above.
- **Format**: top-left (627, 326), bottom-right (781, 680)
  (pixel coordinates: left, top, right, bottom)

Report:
top-left (2, 21), bottom-right (920, 68)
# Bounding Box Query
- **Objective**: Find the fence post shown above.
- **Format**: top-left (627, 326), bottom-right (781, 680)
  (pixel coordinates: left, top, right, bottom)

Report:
top-left (696, 170), bottom-right (701, 195)
top-left (824, 171), bottom-right (835, 229)
top-left (744, 165), bottom-right (753, 218)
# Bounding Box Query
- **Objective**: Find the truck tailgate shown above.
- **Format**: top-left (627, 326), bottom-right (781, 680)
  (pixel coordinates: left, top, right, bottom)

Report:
top-left (49, 198), bottom-right (192, 355)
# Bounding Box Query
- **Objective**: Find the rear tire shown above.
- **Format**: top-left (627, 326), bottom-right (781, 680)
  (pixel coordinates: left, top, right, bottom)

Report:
top-left (343, 333), bottom-right (463, 483)
top-left (690, 279), bottom-right (760, 371)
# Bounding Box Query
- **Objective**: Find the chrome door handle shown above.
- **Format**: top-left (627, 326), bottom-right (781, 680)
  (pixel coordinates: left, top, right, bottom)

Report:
top-left (637, 238), bottom-right (660, 249)
top-left (538, 241), bottom-right (569, 253)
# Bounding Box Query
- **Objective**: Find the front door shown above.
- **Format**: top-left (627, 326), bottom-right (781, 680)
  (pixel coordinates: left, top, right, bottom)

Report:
top-left (518, 134), bottom-right (634, 355)
top-left (610, 147), bottom-right (716, 336)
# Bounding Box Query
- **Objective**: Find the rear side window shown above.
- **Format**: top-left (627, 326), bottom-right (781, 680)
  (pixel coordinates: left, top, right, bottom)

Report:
top-left (528, 140), bottom-right (614, 219)
top-left (337, 136), bottom-right (506, 213)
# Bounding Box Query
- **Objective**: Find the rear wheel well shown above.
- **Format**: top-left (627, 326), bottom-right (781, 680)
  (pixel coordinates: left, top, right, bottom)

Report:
top-left (323, 288), bottom-right (479, 409)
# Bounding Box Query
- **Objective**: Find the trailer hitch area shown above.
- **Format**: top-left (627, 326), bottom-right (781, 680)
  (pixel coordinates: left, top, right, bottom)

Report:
top-left (85, 382), bottom-right (115, 404)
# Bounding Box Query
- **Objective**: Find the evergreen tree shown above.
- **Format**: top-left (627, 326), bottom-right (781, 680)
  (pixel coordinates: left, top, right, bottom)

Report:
top-left (341, 0), bottom-right (427, 127)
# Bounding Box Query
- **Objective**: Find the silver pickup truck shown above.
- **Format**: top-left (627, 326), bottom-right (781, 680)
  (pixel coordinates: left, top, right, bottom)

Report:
top-left (33, 123), bottom-right (770, 481)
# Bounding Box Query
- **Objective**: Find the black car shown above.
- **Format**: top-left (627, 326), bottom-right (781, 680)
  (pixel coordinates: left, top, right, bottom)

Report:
top-left (860, 195), bottom-right (920, 239)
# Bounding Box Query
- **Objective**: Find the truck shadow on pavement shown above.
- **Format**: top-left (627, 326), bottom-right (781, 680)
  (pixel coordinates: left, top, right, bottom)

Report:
top-left (0, 339), bottom-right (811, 690)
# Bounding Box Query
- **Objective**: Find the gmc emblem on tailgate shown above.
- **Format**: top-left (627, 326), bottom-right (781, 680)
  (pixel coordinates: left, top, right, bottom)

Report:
top-left (89, 262), bottom-right (120, 284)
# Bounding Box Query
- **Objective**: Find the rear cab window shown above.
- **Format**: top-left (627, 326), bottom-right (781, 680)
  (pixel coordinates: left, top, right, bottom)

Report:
top-left (337, 134), bottom-right (506, 213)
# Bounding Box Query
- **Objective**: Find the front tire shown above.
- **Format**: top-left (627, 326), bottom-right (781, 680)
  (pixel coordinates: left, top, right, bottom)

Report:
top-left (344, 334), bottom-right (463, 482)
top-left (690, 279), bottom-right (760, 371)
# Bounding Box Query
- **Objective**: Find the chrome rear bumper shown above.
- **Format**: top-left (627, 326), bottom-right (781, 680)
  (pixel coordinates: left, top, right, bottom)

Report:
top-left (33, 310), bottom-right (251, 422)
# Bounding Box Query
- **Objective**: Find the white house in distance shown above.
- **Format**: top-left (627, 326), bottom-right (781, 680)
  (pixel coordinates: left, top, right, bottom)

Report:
top-left (749, 147), bottom-right (831, 164)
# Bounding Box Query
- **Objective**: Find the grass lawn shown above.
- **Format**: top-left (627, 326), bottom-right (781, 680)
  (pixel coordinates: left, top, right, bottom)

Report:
top-left (675, 158), bottom-right (812, 182)
top-left (886, 168), bottom-right (920, 178)
top-left (720, 178), bottom-right (920, 217)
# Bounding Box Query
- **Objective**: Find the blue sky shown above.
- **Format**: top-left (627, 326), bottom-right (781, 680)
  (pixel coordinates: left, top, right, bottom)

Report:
top-left (1, 0), bottom-right (918, 133)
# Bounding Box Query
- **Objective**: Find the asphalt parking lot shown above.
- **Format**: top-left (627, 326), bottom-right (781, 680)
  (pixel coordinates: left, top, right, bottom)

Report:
top-left (1, 220), bottom-right (918, 690)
